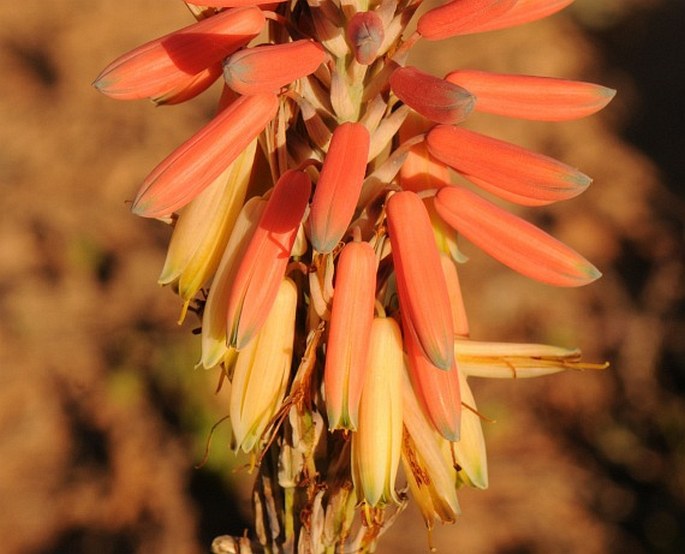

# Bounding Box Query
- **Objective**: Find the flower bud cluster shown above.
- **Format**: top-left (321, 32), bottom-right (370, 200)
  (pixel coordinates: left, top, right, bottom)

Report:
top-left (95, 0), bottom-right (612, 549)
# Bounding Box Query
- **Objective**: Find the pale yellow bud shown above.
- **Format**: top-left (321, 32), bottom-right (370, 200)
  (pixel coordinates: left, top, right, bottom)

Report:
top-left (401, 370), bottom-right (461, 527)
top-left (352, 317), bottom-right (403, 507)
top-left (159, 140), bottom-right (257, 316)
top-left (230, 278), bottom-right (298, 453)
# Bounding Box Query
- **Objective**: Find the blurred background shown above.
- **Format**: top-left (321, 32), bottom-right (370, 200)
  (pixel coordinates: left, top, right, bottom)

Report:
top-left (0, 1), bottom-right (683, 552)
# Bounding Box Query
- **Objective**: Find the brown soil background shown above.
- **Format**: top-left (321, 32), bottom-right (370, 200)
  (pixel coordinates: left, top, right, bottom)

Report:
top-left (1, 1), bottom-right (684, 553)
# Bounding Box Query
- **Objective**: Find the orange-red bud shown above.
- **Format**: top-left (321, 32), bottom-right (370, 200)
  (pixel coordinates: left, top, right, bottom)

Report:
top-left (425, 124), bottom-right (591, 206)
top-left (132, 92), bottom-right (278, 218)
top-left (386, 191), bottom-right (455, 370)
top-left (223, 40), bottom-right (326, 95)
top-left (446, 70), bottom-right (616, 121)
top-left (417, 0), bottom-right (516, 41)
top-left (93, 7), bottom-right (264, 102)
top-left (435, 185), bottom-right (602, 287)
top-left (390, 66), bottom-right (475, 125)
top-left (226, 170), bottom-right (312, 349)
top-left (403, 313), bottom-right (462, 441)
top-left (467, 0), bottom-right (575, 34)
top-left (309, 122), bottom-right (370, 253)
top-left (347, 11), bottom-right (385, 65)
top-left (324, 242), bottom-right (377, 430)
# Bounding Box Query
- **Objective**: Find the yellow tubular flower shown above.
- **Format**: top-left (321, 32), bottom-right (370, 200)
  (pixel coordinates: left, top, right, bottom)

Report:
top-left (352, 317), bottom-right (404, 507)
top-left (401, 371), bottom-right (461, 528)
top-left (230, 277), bottom-right (298, 453)
top-left (158, 140), bottom-right (257, 316)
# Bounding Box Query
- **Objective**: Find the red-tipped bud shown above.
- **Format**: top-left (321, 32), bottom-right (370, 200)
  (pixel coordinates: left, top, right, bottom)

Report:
top-left (403, 313), bottom-right (462, 441)
top-left (226, 170), bottom-right (312, 349)
top-left (467, 0), bottom-right (574, 33)
top-left (446, 70), bottom-right (616, 121)
top-left (223, 40), bottom-right (326, 95)
top-left (417, 0), bottom-right (517, 41)
top-left (93, 7), bottom-right (265, 102)
top-left (386, 191), bottom-right (455, 370)
top-left (435, 185), bottom-right (602, 287)
top-left (390, 66), bottom-right (475, 125)
top-left (425, 124), bottom-right (591, 206)
top-left (132, 92), bottom-right (278, 218)
top-left (347, 11), bottom-right (385, 65)
top-left (309, 122), bottom-right (370, 253)
top-left (325, 242), bottom-right (377, 430)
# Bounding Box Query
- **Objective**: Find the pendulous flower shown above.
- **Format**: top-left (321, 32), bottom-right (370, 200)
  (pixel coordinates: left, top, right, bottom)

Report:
top-left (386, 191), bottom-right (455, 370)
top-left (309, 122), bottom-right (370, 253)
top-left (225, 169), bottom-right (311, 350)
top-left (351, 317), bottom-right (403, 507)
top-left (230, 277), bottom-right (298, 452)
top-left (324, 241), bottom-right (377, 431)
top-left (132, 92), bottom-right (278, 218)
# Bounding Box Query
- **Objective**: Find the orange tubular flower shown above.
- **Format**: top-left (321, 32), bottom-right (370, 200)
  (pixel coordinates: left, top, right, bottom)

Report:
top-left (446, 70), bottom-right (616, 121)
top-left (386, 191), bottom-right (454, 370)
top-left (434, 185), bottom-right (601, 287)
top-left (93, 6), bottom-right (265, 102)
top-left (309, 122), bottom-right (370, 253)
top-left (468, 0), bottom-right (575, 33)
top-left (132, 92), bottom-right (279, 218)
top-left (351, 317), bottom-right (404, 507)
top-left (223, 40), bottom-right (326, 95)
top-left (417, 0), bottom-right (517, 41)
top-left (390, 66), bottom-right (475, 125)
top-left (347, 11), bottom-right (385, 65)
top-left (425, 124), bottom-right (591, 206)
top-left (324, 241), bottom-right (377, 431)
top-left (225, 169), bottom-right (311, 350)
top-left (403, 313), bottom-right (461, 441)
